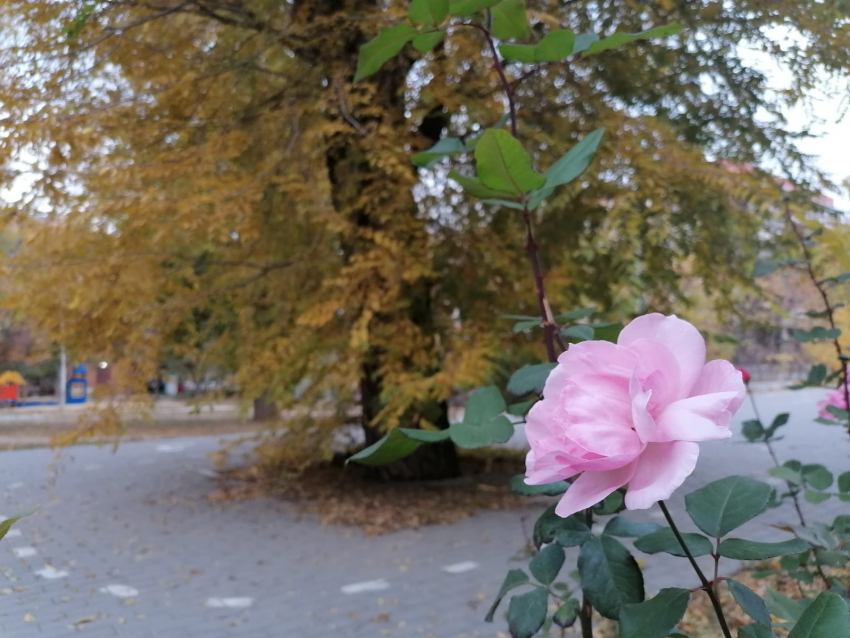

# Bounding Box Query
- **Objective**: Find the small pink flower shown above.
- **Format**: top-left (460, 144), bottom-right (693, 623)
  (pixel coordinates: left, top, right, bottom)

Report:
top-left (819, 389), bottom-right (849, 419)
top-left (738, 368), bottom-right (751, 384)
top-left (525, 314), bottom-right (745, 517)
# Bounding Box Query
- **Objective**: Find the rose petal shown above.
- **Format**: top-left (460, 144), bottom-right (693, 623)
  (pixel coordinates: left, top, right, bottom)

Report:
top-left (626, 338), bottom-right (681, 411)
top-left (654, 391), bottom-right (739, 442)
top-left (554, 461), bottom-right (637, 518)
top-left (629, 374), bottom-right (656, 443)
top-left (618, 314), bottom-right (706, 398)
top-left (556, 381), bottom-right (642, 458)
top-left (689, 359), bottom-right (746, 413)
top-left (624, 441), bottom-right (699, 510)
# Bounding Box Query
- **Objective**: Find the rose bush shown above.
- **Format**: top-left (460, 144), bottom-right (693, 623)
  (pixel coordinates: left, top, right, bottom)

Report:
top-left (818, 387), bottom-right (850, 419)
top-left (525, 314), bottom-right (746, 516)
top-left (349, 7), bottom-right (850, 637)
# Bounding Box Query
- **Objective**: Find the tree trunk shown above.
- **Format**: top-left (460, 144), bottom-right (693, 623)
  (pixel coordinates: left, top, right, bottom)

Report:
top-left (291, 0), bottom-right (459, 480)
top-left (253, 392), bottom-right (278, 422)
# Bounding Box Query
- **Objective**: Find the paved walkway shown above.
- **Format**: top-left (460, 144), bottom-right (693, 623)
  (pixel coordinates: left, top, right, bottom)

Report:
top-left (0, 389), bottom-right (847, 637)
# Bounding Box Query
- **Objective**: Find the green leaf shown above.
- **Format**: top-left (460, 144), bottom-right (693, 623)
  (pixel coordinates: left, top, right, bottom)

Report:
top-left (718, 538), bottom-right (810, 560)
top-left (553, 599), bottom-right (580, 628)
top-left (780, 552), bottom-right (809, 571)
top-left (532, 507), bottom-right (592, 548)
top-left (765, 413), bottom-right (790, 438)
top-left (581, 25), bottom-right (682, 57)
top-left (529, 543), bottom-right (565, 585)
top-left (510, 474), bottom-right (568, 496)
top-left (534, 505), bottom-right (584, 547)
top-left (578, 536), bottom-right (644, 620)
top-left (449, 414), bottom-right (514, 448)
top-left (530, 129), bottom-right (604, 207)
top-left (0, 510), bottom-right (33, 542)
top-left (491, 0), bottom-right (528, 40)
top-left (826, 404), bottom-right (850, 420)
top-left (464, 386), bottom-right (506, 423)
top-left (738, 625), bottom-right (776, 638)
top-left (814, 549), bottom-right (848, 567)
top-left (805, 491), bottom-right (830, 505)
top-left (802, 464), bottom-right (833, 490)
top-left (355, 25), bottom-right (418, 81)
top-left (571, 33), bottom-right (600, 55)
top-left (555, 307), bottom-right (595, 321)
top-left (793, 327), bottom-right (842, 342)
top-left (507, 363), bottom-right (556, 396)
top-left (685, 476), bottom-right (773, 537)
top-left (833, 514), bottom-right (850, 532)
top-left (412, 30), bottom-right (445, 52)
top-left (398, 427), bottom-right (451, 442)
top-left (507, 400), bottom-right (535, 416)
top-left (741, 419), bottom-right (765, 442)
top-left (348, 428), bottom-right (423, 465)
top-left (409, 0), bottom-right (449, 25)
top-left (603, 517), bottom-right (662, 538)
top-left (66, 2), bottom-right (98, 40)
top-left (769, 466), bottom-right (803, 485)
top-left (485, 569), bottom-right (529, 622)
top-left (795, 522), bottom-right (839, 549)
top-left (753, 259), bottom-right (780, 277)
top-left (838, 472), bottom-right (850, 493)
top-left (506, 588), bottom-right (548, 638)
top-left (499, 44), bottom-right (536, 63)
top-left (634, 528), bottom-right (713, 558)
top-left (787, 592), bottom-right (850, 638)
top-left (807, 364), bottom-right (827, 385)
top-left (596, 489), bottom-right (625, 514)
top-left (448, 170), bottom-right (518, 199)
top-left (413, 137), bottom-right (467, 167)
top-left (727, 579), bottom-right (771, 626)
top-left (619, 588), bottom-right (690, 638)
top-left (449, 0), bottom-right (502, 17)
top-left (475, 129), bottom-right (545, 195)
top-left (512, 320), bottom-right (540, 333)
top-left (765, 588), bottom-right (807, 622)
top-left (815, 416), bottom-right (841, 425)
top-left (562, 324), bottom-right (594, 341)
top-left (534, 30), bottom-right (576, 62)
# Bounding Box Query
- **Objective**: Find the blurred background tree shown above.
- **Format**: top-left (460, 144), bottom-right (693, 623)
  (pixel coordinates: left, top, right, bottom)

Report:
top-left (0, 0), bottom-right (847, 478)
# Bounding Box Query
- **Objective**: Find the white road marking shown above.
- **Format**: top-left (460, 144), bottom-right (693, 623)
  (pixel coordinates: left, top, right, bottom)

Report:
top-left (205, 597), bottom-right (253, 608)
top-left (100, 585), bottom-right (140, 598)
top-left (12, 547), bottom-right (37, 558)
top-left (341, 579), bottom-right (391, 594)
top-left (35, 566), bottom-right (69, 579)
top-left (156, 443), bottom-right (187, 453)
top-left (442, 561), bottom-right (479, 575)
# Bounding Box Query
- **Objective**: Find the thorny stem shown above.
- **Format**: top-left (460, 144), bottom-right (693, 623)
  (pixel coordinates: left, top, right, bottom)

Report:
top-left (744, 384), bottom-right (836, 585)
top-left (658, 502), bottom-right (733, 638)
top-left (783, 200), bottom-right (850, 428)
top-left (478, 11), bottom-right (591, 632)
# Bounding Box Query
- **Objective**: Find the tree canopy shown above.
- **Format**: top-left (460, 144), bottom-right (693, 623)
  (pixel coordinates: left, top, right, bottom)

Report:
top-left (0, 0), bottom-right (847, 457)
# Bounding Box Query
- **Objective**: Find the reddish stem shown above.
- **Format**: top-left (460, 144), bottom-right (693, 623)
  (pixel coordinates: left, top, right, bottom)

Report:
top-left (783, 200), bottom-right (850, 427)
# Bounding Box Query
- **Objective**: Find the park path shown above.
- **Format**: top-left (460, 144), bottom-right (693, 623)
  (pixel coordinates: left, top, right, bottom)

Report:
top-left (0, 388), bottom-right (847, 637)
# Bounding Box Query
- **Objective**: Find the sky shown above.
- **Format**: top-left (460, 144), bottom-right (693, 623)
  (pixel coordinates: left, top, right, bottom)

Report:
top-left (742, 39), bottom-right (850, 212)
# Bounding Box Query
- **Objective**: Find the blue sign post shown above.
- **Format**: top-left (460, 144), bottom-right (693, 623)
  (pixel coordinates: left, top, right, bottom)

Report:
top-left (66, 364), bottom-right (88, 404)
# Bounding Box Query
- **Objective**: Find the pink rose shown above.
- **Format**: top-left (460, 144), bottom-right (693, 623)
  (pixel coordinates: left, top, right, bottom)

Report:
top-left (525, 314), bottom-right (746, 517)
top-left (819, 388), bottom-right (849, 419)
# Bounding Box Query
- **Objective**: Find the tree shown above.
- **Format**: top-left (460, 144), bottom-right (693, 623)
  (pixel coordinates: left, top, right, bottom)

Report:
top-left (0, 0), bottom-right (846, 476)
